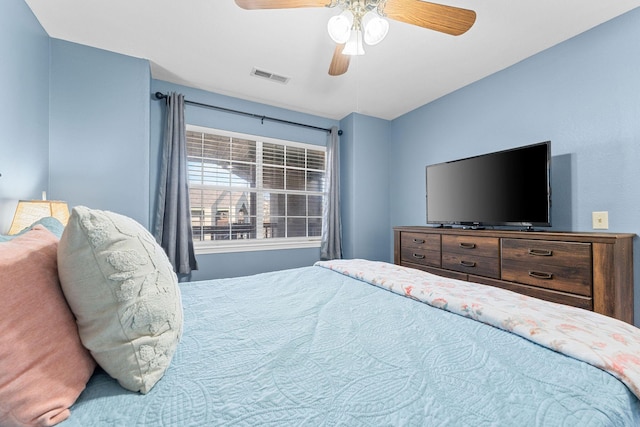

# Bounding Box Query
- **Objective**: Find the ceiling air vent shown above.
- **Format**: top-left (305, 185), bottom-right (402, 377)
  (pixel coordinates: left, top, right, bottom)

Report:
top-left (250, 67), bottom-right (290, 84)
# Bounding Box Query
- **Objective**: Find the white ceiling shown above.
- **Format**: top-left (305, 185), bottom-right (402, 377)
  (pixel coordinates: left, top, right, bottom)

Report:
top-left (24, 0), bottom-right (640, 120)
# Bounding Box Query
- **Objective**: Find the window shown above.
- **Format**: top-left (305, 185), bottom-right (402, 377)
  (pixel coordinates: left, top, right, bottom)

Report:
top-left (186, 125), bottom-right (326, 253)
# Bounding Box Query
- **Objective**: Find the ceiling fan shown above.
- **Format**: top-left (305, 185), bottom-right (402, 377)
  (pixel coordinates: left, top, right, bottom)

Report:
top-left (235, 0), bottom-right (476, 76)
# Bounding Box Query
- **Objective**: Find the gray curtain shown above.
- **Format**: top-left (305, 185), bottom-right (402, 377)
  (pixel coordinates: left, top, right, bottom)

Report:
top-left (154, 92), bottom-right (198, 274)
top-left (320, 126), bottom-right (343, 260)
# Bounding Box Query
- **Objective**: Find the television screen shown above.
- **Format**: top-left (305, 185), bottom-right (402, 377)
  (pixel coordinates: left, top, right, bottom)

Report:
top-left (426, 141), bottom-right (551, 227)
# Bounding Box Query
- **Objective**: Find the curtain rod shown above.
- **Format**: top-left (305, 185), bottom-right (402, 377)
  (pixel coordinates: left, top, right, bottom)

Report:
top-left (154, 92), bottom-right (342, 135)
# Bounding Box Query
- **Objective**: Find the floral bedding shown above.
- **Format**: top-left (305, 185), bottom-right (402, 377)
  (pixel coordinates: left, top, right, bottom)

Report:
top-left (316, 258), bottom-right (640, 400)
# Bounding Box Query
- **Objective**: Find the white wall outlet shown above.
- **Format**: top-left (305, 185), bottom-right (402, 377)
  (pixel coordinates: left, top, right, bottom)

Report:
top-left (592, 211), bottom-right (609, 230)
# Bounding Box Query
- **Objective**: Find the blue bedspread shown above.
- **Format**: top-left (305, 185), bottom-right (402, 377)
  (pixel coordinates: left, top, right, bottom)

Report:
top-left (60, 266), bottom-right (640, 426)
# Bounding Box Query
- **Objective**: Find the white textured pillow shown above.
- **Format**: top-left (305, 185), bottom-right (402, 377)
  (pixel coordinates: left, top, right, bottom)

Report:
top-left (57, 206), bottom-right (183, 394)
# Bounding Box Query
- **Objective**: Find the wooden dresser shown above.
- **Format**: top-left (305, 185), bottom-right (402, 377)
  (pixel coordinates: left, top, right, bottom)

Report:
top-left (394, 226), bottom-right (635, 323)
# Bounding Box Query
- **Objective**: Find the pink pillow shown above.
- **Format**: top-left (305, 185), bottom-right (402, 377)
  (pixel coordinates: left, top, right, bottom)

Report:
top-left (0, 226), bottom-right (95, 427)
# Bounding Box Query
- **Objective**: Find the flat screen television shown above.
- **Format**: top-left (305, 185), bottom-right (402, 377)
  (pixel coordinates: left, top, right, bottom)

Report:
top-left (426, 141), bottom-right (551, 228)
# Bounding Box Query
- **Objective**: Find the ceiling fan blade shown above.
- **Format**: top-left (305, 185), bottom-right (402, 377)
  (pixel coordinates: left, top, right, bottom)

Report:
top-left (328, 44), bottom-right (350, 76)
top-left (384, 0), bottom-right (476, 36)
top-left (235, 0), bottom-right (330, 9)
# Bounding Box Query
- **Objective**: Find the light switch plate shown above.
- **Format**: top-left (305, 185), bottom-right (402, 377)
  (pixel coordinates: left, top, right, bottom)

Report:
top-left (592, 211), bottom-right (609, 230)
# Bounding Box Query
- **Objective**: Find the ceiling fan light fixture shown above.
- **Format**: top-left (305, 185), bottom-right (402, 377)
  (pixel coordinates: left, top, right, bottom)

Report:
top-left (362, 11), bottom-right (389, 46)
top-left (342, 29), bottom-right (365, 56)
top-left (327, 10), bottom-right (353, 44)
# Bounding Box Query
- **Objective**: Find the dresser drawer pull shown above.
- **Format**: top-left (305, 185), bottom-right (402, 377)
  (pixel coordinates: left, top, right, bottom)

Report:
top-left (460, 260), bottom-right (476, 267)
top-left (528, 249), bottom-right (553, 257)
top-left (413, 238), bottom-right (426, 244)
top-left (528, 271), bottom-right (553, 280)
top-left (412, 253), bottom-right (426, 260)
top-left (459, 242), bottom-right (476, 249)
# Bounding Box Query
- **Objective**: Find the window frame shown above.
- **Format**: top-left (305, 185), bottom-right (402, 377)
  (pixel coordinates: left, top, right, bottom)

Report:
top-left (186, 124), bottom-right (326, 254)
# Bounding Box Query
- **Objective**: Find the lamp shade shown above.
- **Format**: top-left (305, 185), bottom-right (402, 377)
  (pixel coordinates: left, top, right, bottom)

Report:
top-left (362, 11), bottom-right (389, 46)
top-left (8, 200), bottom-right (70, 235)
top-left (327, 10), bottom-right (353, 44)
top-left (342, 29), bottom-right (365, 56)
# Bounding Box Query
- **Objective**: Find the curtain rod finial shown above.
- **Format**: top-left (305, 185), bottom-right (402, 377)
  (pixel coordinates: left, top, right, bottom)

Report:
top-left (154, 92), bottom-right (167, 100)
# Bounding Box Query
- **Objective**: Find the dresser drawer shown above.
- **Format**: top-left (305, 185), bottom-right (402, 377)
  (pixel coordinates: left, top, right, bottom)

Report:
top-left (472, 275), bottom-right (593, 311)
top-left (401, 247), bottom-right (440, 268)
top-left (442, 235), bottom-right (499, 258)
top-left (501, 239), bottom-right (592, 296)
top-left (401, 232), bottom-right (440, 251)
top-left (442, 253), bottom-right (500, 279)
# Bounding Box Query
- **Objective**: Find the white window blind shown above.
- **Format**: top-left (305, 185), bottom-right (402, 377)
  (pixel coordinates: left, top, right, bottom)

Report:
top-left (186, 125), bottom-right (326, 253)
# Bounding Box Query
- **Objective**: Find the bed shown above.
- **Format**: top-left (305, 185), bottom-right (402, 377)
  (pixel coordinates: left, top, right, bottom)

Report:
top-left (3, 208), bottom-right (640, 427)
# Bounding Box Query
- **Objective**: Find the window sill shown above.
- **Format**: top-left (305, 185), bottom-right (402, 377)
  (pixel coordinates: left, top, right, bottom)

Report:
top-left (194, 238), bottom-right (321, 254)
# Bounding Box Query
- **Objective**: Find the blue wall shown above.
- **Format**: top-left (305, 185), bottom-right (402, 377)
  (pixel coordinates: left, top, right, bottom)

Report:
top-left (150, 80), bottom-right (340, 281)
top-left (390, 9), bottom-right (640, 232)
top-left (49, 40), bottom-right (151, 227)
top-left (0, 0), bottom-right (50, 232)
top-left (339, 113), bottom-right (391, 261)
top-left (389, 8), bottom-right (640, 319)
